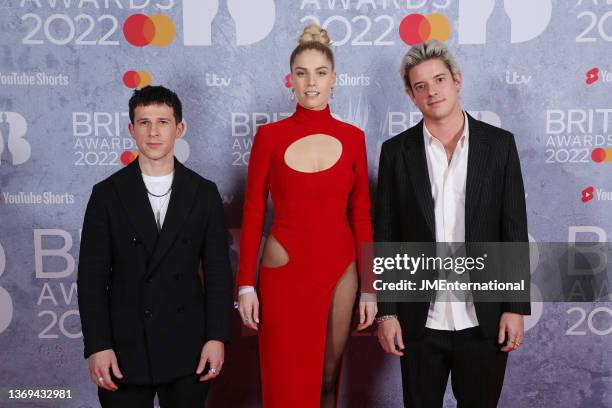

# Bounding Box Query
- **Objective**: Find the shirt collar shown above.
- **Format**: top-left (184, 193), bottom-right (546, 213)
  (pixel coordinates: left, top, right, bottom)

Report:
top-left (423, 111), bottom-right (469, 147)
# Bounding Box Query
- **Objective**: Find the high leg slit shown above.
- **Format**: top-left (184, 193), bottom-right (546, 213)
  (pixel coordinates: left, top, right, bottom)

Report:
top-left (321, 262), bottom-right (358, 408)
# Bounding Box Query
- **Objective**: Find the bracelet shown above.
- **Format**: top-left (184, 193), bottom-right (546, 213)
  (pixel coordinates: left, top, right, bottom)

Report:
top-left (238, 286), bottom-right (255, 296)
top-left (374, 314), bottom-right (398, 324)
top-left (359, 292), bottom-right (377, 302)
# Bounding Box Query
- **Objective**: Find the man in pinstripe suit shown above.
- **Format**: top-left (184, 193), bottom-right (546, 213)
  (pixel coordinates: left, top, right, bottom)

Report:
top-left (374, 40), bottom-right (530, 407)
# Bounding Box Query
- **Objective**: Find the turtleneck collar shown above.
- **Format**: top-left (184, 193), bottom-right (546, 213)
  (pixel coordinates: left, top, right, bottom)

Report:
top-left (291, 103), bottom-right (334, 125)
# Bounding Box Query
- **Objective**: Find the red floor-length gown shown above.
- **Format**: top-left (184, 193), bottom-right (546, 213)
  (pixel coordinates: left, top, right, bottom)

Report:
top-left (237, 104), bottom-right (373, 407)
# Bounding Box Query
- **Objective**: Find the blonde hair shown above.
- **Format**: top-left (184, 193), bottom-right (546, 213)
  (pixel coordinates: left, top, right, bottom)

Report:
top-left (400, 39), bottom-right (461, 91)
top-left (290, 24), bottom-right (334, 69)
top-left (298, 24), bottom-right (331, 46)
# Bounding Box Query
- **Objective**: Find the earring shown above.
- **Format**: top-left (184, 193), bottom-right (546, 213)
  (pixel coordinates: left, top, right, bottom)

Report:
top-left (331, 88), bottom-right (335, 100)
top-left (290, 89), bottom-right (295, 101)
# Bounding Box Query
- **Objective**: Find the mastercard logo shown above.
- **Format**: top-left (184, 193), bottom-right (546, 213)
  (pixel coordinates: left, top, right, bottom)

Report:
top-left (399, 13), bottom-right (451, 46)
top-left (121, 151), bottom-right (138, 166)
top-left (123, 14), bottom-right (175, 47)
top-left (123, 70), bottom-right (152, 89)
top-left (592, 147), bottom-right (612, 163)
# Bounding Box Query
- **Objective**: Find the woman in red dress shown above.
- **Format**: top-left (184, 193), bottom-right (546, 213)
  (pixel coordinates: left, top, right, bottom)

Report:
top-left (237, 25), bottom-right (377, 407)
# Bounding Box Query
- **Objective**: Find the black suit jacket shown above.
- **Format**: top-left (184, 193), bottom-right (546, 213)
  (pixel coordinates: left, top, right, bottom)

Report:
top-left (375, 113), bottom-right (531, 340)
top-left (77, 158), bottom-right (233, 384)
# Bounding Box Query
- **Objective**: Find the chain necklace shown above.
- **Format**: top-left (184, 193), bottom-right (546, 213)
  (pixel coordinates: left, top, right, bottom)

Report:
top-left (151, 192), bottom-right (171, 231)
top-left (144, 175), bottom-right (173, 230)
top-left (145, 184), bottom-right (172, 198)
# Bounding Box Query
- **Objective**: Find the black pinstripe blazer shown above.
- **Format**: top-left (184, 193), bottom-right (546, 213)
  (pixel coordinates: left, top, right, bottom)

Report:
top-left (375, 113), bottom-right (531, 339)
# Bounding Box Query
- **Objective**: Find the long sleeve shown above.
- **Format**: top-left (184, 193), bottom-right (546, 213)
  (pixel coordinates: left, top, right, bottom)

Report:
top-left (348, 131), bottom-right (375, 294)
top-left (201, 183), bottom-right (234, 342)
top-left (501, 133), bottom-right (528, 243)
top-left (375, 141), bottom-right (400, 316)
top-left (77, 184), bottom-right (113, 358)
top-left (500, 133), bottom-right (531, 315)
top-left (237, 126), bottom-right (271, 287)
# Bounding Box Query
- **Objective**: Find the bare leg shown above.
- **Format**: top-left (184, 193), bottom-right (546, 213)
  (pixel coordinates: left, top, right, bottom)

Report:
top-left (320, 262), bottom-right (358, 408)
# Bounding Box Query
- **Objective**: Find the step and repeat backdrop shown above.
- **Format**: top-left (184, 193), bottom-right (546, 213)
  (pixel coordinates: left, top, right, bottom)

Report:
top-left (1, 0), bottom-right (611, 407)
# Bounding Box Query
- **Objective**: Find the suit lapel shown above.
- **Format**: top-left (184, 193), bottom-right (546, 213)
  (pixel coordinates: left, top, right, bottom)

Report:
top-left (402, 121), bottom-right (436, 238)
top-left (146, 159), bottom-right (199, 276)
top-left (465, 114), bottom-right (490, 239)
top-left (112, 159), bottom-right (158, 254)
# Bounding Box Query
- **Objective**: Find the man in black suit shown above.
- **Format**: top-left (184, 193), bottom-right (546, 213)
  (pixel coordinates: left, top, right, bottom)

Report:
top-left (375, 40), bottom-right (530, 407)
top-left (77, 86), bottom-right (233, 407)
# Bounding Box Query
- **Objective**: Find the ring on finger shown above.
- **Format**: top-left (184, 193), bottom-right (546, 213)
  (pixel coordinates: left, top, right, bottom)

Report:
top-left (209, 367), bottom-right (218, 375)
top-left (98, 377), bottom-right (104, 384)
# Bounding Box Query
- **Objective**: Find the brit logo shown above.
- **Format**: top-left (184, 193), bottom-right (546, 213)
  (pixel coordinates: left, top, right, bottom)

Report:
top-left (458, 0), bottom-right (552, 44)
top-left (0, 112), bottom-right (31, 165)
top-left (183, 0), bottom-right (275, 46)
top-left (0, 242), bottom-right (13, 334)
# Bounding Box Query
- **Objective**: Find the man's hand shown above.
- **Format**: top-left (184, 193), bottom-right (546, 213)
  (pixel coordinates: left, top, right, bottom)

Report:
top-left (377, 318), bottom-right (405, 356)
top-left (498, 312), bottom-right (524, 352)
top-left (88, 349), bottom-right (123, 391)
top-left (196, 340), bottom-right (225, 382)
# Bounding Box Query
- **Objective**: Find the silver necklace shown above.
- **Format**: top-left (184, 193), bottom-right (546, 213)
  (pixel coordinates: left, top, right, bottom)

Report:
top-left (144, 175), bottom-right (173, 230)
top-left (151, 193), bottom-right (171, 231)
top-left (145, 185), bottom-right (172, 198)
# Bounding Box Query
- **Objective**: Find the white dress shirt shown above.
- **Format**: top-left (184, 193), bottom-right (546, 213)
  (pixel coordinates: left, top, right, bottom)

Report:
top-left (423, 112), bottom-right (479, 331)
top-left (142, 171), bottom-right (173, 230)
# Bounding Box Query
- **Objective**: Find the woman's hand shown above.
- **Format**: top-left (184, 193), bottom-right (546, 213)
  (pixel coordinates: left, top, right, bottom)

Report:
top-left (356, 292), bottom-right (377, 330)
top-left (238, 291), bottom-right (260, 331)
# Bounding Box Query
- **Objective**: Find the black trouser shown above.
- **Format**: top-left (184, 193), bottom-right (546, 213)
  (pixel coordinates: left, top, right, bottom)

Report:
top-left (98, 374), bottom-right (209, 408)
top-left (400, 327), bottom-right (508, 408)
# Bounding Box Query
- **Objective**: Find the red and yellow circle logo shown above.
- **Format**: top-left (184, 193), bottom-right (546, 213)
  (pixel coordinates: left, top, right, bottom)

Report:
top-left (399, 13), bottom-right (451, 45)
top-left (592, 147), bottom-right (612, 163)
top-left (123, 70), bottom-right (152, 89)
top-left (123, 14), bottom-right (175, 47)
top-left (121, 151), bottom-right (139, 166)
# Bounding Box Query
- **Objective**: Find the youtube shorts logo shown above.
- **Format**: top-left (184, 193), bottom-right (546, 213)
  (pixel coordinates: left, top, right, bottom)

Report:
top-left (581, 186), bottom-right (612, 202)
top-left (586, 67), bottom-right (599, 85)
top-left (585, 66), bottom-right (611, 85)
top-left (581, 186), bottom-right (594, 202)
